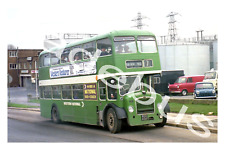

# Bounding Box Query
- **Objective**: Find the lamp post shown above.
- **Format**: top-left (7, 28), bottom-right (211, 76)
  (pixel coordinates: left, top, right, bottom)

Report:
top-left (35, 60), bottom-right (38, 99)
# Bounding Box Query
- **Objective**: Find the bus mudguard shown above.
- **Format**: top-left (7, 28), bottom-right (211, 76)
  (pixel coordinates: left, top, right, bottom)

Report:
top-left (101, 103), bottom-right (127, 127)
top-left (104, 103), bottom-right (127, 119)
top-left (164, 102), bottom-right (170, 113)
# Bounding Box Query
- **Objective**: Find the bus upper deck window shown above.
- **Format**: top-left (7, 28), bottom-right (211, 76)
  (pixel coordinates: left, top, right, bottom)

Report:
top-left (70, 45), bottom-right (83, 61)
top-left (50, 53), bottom-right (60, 65)
top-left (137, 36), bottom-right (157, 53)
top-left (114, 36), bottom-right (136, 54)
top-left (84, 42), bottom-right (96, 59)
top-left (61, 54), bottom-right (69, 63)
top-left (42, 53), bottom-right (50, 67)
top-left (97, 38), bottom-right (112, 57)
top-left (61, 47), bottom-right (71, 63)
top-left (73, 52), bottom-right (82, 61)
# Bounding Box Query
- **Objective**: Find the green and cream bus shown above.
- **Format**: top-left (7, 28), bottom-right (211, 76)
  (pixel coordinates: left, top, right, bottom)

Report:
top-left (39, 30), bottom-right (170, 133)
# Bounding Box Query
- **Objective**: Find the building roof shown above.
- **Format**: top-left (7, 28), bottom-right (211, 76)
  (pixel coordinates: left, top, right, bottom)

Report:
top-left (8, 49), bottom-right (43, 51)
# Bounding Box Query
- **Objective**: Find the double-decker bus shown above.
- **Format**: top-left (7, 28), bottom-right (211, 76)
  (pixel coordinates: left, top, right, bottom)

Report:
top-left (39, 30), bottom-right (170, 133)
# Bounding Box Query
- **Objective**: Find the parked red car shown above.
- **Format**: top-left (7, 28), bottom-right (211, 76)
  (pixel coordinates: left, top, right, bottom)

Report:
top-left (168, 75), bottom-right (204, 96)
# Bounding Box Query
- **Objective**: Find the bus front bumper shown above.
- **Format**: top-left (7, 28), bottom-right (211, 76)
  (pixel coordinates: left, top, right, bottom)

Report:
top-left (127, 113), bottom-right (164, 126)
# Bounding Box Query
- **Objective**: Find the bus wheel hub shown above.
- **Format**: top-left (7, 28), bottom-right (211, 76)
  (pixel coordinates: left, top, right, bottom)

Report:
top-left (108, 113), bottom-right (114, 127)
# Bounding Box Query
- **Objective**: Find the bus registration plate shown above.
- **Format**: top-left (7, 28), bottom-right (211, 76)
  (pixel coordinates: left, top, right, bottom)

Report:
top-left (141, 115), bottom-right (154, 121)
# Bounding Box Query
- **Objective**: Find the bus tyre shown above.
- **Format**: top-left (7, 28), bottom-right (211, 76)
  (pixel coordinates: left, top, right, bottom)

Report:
top-left (106, 108), bottom-right (122, 133)
top-left (154, 114), bottom-right (167, 127)
top-left (181, 90), bottom-right (188, 96)
top-left (51, 106), bottom-right (61, 124)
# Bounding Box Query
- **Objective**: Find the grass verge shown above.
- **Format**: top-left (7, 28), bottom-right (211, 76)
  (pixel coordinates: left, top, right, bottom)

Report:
top-left (169, 102), bottom-right (217, 115)
top-left (28, 99), bottom-right (40, 104)
top-left (8, 103), bottom-right (39, 108)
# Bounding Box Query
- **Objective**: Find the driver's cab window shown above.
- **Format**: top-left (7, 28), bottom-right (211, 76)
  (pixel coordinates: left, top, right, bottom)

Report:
top-left (119, 76), bottom-right (141, 95)
top-left (107, 78), bottom-right (117, 100)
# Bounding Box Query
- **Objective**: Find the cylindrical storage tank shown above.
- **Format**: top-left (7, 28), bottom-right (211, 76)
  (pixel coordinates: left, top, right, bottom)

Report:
top-left (213, 41), bottom-right (218, 70)
top-left (158, 44), bottom-right (210, 76)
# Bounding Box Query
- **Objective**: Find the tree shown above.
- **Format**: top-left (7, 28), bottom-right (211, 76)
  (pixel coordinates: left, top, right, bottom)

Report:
top-left (7, 44), bottom-right (17, 50)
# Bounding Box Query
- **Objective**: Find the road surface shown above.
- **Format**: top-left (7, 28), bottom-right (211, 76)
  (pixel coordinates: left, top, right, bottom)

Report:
top-left (8, 109), bottom-right (217, 142)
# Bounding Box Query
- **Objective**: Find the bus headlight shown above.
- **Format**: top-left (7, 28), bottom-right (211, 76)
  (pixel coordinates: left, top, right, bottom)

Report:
top-left (128, 106), bottom-right (134, 113)
top-left (196, 90), bottom-right (200, 94)
top-left (212, 90), bottom-right (215, 94)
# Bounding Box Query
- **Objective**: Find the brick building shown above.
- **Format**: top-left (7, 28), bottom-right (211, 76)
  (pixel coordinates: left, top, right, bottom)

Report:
top-left (8, 49), bottom-right (43, 87)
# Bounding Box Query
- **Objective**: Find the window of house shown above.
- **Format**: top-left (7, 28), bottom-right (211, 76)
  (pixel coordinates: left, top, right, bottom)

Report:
top-left (9, 63), bottom-right (18, 69)
top-left (19, 63), bottom-right (22, 69)
top-left (24, 63), bottom-right (27, 69)
top-left (29, 62), bottom-right (32, 69)
top-left (9, 51), bottom-right (17, 57)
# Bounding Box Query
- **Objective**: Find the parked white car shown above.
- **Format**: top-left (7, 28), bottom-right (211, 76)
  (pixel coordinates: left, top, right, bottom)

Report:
top-left (203, 69), bottom-right (218, 91)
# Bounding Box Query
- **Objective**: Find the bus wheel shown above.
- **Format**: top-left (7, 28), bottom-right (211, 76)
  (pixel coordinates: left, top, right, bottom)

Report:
top-left (51, 106), bottom-right (61, 123)
top-left (106, 108), bottom-right (122, 133)
top-left (154, 114), bottom-right (167, 127)
top-left (181, 90), bottom-right (188, 96)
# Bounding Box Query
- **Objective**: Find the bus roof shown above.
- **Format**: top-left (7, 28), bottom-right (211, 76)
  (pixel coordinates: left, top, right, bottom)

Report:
top-left (40, 30), bottom-right (155, 55)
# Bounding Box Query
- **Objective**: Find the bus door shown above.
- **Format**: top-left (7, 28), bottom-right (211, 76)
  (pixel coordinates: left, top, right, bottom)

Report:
top-left (98, 78), bottom-right (118, 124)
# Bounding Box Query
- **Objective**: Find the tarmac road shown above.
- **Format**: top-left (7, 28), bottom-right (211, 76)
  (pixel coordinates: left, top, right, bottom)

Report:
top-left (8, 109), bottom-right (217, 142)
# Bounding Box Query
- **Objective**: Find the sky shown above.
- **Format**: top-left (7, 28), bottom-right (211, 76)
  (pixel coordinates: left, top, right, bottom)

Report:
top-left (4, 0), bottom-right (221, 49)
